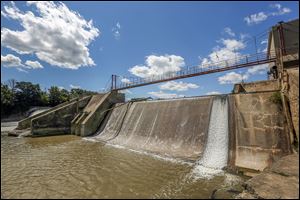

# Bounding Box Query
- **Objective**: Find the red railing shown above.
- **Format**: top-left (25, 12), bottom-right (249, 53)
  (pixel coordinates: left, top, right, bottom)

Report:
top-left (111, 50), bottom-right (277, 91)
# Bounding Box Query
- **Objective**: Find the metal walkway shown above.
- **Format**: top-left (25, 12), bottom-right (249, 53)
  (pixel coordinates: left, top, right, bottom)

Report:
top-left (111, 50), bottom-right (277, 91)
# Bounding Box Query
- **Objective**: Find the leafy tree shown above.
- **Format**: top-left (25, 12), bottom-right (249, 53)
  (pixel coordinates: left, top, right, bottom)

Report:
top-left (1, 83), bottom-right (14, 116)
top-left (48, 86), bottom-right (70, 106)
top-left (70, 88), bottom-right (97, 99)
top-left (14, 81), bottom-right (43, 112)
top-left (40, 91), bottom-right (49, 106)
top-left (1, 80), bottom-right (98, 117)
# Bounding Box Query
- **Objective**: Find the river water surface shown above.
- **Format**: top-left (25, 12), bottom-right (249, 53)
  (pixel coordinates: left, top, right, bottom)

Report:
top-left (1, 134), bottom-right (243, 199)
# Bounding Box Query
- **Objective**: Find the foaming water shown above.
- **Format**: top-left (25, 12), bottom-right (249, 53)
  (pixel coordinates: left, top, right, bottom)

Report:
top-left (193, 96), bottom-right (229, 179)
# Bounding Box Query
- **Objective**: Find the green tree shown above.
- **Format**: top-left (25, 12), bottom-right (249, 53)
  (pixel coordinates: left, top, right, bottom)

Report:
top-left (1, 83), bottom-right (15, 116)
top-left (48, 86), bottom-right (70, 106)
top-left (14, 81), bottom-right (43, 112)
top-left (70, 88), bottom-right (97, 99)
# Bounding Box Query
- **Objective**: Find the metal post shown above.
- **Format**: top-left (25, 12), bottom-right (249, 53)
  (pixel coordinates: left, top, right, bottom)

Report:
top-left (278, 22), bottom-right (287, 56)
top-left (254, 36), bottom-right (258, 61)
top-left (111, 75), bottom-right (116, 91)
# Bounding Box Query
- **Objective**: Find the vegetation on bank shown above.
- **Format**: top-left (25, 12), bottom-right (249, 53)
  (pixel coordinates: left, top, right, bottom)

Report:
top-left (1, 79), bottom-right (97, 117)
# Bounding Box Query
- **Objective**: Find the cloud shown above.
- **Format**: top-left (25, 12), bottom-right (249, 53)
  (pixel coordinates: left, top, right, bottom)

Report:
top-left (1, 1), bottom-right (99, 69)
top-left (119, 89), bottom-right (132, 94)
top-left (199, 38), bottom-right (246, 68)
top-left (112, 22), bottom-right (121, 40)
top-left (148, 91), bottom-right (184, 99)
top-left (25, 60), bottom-right (43, 69)
top-left (270, 4), bottom-right (291, 16)
top-left (129, 54), bottom-right (185, 78)
top-left (16, 68), bottom-right (28, 73)
top-left (224, 27), bottom-right (235, 37)
top-left (121, 78), bottom-right (132, 84)
top-left (1, 54), bottom-right (23, 67)
top-left (246, 63), bottom-right (269, 75)
top-left (70, 84), bottom-right (81, 89)
top-left (58, 86), bottom-right (65, 90)
top-left (261, 39), bottom-right (268, 45)
top-left (218, 64), bottom-right (269, 84)
top-left (159, 81), bottom-right (199, 91)
top-left (244, 4), bottom-right (291, 25)
top-left (206, 91), bottom-right (221, 95)
top-left (218, 72), bottom-right (248, 84)
top-left (244, 12), bottom-right (268, 25)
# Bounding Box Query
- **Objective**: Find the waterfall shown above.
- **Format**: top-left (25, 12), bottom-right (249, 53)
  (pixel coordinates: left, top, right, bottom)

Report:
top-left (193, 96), bottom-right (229, 178)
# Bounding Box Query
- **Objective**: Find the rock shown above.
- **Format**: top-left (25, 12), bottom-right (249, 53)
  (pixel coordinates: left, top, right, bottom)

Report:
top-left (246, 172), bottom-right (299, 199)
top-left (237, 154), bottom-right (299, 199)
top-left (269, 154), bottom-right (299, 177)
top-left (235, 191), bottom-right (257, 199)
top-left (211, 188), bottom-right (235, 199)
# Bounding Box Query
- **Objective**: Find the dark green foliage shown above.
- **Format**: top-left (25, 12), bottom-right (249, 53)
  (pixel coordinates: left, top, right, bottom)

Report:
top-left (1, 83), bottom-right (15, 116)
top-left (269, 91), bottom-right (282, 104)
top-left (49, 86), bottom-right (70, 106)
top-left (70, 88), bottom-right (97, 99)
top-left (1, 80), bottom-right (97, 117)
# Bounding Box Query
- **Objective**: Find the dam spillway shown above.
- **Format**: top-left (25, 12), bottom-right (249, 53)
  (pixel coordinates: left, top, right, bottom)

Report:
top-left (197, 96), bottom-right (229, 169)
top-left (91, 97), bottom-right (213, 161)
top-left (19, 91), bottom-right (292, 173)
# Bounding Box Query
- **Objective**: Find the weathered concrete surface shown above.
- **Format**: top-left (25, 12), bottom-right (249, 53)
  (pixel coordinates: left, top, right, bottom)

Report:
top-left (30, 96), bottom-right (91, 136)
top-left (233, 80), bottom-right (279, 93)
top-left (95, 97), bottom-right (213, 160)
top-left (287, 68), bottom-right (299, 142)
top-left (17, 98), bottom-right (87, 130)
top-left (228, 91), bottom-right (291, 171)
top-left (236, 154), bottom-right (299, 199)
top-left (71, 94), bottom-right (105, 135)
top-left (79, 92), bottom-right (125, 137)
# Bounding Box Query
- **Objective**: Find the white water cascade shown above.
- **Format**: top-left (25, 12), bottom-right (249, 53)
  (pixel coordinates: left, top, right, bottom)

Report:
top-left (193, 96), bottom-right (229, 178)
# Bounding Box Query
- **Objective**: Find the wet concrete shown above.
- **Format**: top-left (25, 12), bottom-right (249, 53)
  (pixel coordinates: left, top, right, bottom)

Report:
top-left (93, 97), bottom-right (213, 160)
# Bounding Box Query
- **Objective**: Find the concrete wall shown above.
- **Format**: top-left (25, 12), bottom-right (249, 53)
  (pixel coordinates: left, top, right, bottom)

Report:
top-left (287, 68), bottom-right (299, 141)
top-left (95, 97), bottom-right (213, 161)
top-left (17, 97), bottom-right (87, 130)
top-left (228, 91), bottom-right (291, 171)
top-left (233, 80), bottom-right (279, 93)
top-left (79, 92), bottom-right (125, 137)
top-left (30, 96), bottom-right (91, 136)
top-left (71, 94), bottom-right (105, 135)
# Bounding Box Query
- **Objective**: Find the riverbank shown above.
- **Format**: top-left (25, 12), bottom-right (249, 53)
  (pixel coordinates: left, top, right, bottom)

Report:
top-left (237, 154), bottom-right (299, 199)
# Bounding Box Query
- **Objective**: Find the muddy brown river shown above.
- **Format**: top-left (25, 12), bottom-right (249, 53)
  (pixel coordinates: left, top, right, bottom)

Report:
top-left (1, 134), bottom-right (244, 198)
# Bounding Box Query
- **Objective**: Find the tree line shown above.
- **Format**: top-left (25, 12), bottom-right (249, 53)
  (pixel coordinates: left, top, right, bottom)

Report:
top-left (1, 79), bottom-right (98, 117)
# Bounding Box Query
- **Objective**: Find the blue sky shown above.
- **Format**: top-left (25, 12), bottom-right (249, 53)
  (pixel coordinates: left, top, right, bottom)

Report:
top-left (1, 1), bottom-right (299, 99)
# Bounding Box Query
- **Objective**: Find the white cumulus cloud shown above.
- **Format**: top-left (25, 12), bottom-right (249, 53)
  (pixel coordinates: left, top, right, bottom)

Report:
top-left (25, 60), bottom-right (43, 69)
top-left (121, 78), bottom-right (132, 84)
top-left (200, 38), bottom-right (246, 68)
top-left (1, 54), bottom-right (23, 67)
top-left (244, 12), bottom-right (268, 25)
top-left (244, 4), bottom-right (291, 25)
top-left (246, 64), bottom-right (269, 75)
top-left (148, 91), bottom-right (184, 99)
top-left (159, 81), bottom-right (199, 91)
top-left (270, 4), bottom-right (291, 16)
top-left (1, 1), bottom-right (100, 69)
top-left (129, 54), bottom-right (185, 78)
top-left (218, 72), bottom-right (248, 84)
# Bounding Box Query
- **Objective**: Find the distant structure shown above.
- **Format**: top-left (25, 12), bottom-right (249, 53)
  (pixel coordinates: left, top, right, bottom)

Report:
top-left (234, 19), bottom-right (299, 145)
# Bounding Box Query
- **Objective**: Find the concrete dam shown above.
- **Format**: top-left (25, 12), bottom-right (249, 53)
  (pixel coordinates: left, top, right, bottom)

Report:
top-left (17, 90), bottom-right (291, 173)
